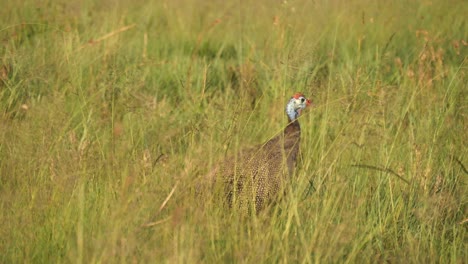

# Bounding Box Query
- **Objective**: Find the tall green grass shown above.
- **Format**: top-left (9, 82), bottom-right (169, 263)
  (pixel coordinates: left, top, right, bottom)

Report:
top-left (1, 0), bottom-right (466, 262)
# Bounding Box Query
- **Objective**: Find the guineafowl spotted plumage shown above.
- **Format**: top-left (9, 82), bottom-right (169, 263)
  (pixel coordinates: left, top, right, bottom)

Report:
top-left (208, 93), bottom-right (311, 213)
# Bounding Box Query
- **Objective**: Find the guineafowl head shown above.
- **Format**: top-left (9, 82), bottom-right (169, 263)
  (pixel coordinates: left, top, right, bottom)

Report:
top-left (286, 93), bottom-right (311, 121)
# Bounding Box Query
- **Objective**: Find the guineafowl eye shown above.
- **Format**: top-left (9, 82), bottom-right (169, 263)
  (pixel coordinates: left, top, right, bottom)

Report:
top-left (300, 97), bottom-right (305, 103)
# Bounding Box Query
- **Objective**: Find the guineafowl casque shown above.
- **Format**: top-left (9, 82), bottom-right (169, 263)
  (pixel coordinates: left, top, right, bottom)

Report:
top-left (208, 93), bottom-right (311, 213)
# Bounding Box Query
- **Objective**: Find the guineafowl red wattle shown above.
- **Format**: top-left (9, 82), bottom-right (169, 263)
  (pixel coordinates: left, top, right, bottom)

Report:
top-left (208, 93), bottom-right (311, 213)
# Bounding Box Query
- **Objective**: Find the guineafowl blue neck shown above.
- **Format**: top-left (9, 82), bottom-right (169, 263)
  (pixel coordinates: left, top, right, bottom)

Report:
top-left (286, 99), bottom-right (298, 122)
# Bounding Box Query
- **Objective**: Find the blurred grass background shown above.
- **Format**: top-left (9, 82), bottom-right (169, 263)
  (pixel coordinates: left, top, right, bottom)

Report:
top-left (0, 0), bottom-right (467, 262)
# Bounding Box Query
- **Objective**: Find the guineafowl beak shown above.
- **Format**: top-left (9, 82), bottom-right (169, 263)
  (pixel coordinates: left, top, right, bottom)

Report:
top-left (298, 99), bottom-right (311, 115)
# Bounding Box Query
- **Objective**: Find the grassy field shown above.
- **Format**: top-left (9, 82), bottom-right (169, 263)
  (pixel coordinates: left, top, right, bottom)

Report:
top-left (1, 0), bottom-right (467, 262)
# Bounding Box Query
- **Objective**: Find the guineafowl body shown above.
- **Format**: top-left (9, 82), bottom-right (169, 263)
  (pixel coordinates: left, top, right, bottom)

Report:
top-left (209, 93), bottom-right (311, 212)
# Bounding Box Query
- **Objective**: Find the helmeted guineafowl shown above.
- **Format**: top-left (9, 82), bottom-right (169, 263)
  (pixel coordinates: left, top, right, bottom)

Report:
top-left (208, 93), bottom-right (311, 213)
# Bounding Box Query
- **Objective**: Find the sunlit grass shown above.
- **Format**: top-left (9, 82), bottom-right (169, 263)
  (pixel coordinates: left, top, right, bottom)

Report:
top-left (0, 0), bottom-right (466, 262)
